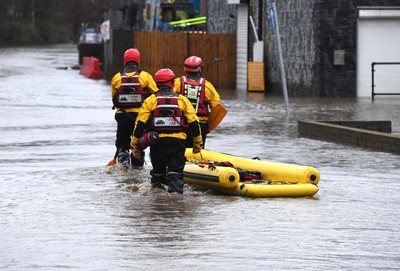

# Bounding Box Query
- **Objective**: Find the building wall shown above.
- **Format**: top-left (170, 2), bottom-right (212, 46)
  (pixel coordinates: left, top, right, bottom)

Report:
top-left (263, 0), bottom-right (319, 97)
top-left (108, 1), bottom-right (400, 97)
top-left (261, 0), bottom-right (400, 97)
top-left (206, 0), bottom-right (236, 34)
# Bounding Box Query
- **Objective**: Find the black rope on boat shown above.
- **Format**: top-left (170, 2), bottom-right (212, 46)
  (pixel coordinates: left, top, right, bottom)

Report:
top-left (194, 161), bottom-right (263, 183)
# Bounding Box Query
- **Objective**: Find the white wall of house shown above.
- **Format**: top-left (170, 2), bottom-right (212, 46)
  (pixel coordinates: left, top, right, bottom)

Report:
top-left (236, 4), bottom-right (249, 92)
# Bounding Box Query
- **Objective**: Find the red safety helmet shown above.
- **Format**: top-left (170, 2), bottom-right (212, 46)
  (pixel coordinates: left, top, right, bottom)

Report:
top-left (184, 56), bottom-right (202, 72)
top-left (123, 48), bottom-right (140, 65)
top-left (154, 68), bottom-right (175, 88)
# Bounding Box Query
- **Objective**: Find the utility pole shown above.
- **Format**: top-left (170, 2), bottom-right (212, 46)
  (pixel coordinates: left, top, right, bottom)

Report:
top-left (268, 1), bottom-right (290, 115)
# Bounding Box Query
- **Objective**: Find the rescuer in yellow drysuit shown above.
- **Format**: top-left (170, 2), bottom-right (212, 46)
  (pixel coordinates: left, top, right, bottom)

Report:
top-left (174, 55), bottom-right (221, 148)
top-left (131, 68), bottom-right (202, 194)
top-left (111, 48), bottom-right (158, 167)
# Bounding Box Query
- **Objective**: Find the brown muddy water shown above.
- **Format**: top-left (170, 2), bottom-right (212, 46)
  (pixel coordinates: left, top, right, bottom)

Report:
top-left (0, 44), bottom-right (399, 271)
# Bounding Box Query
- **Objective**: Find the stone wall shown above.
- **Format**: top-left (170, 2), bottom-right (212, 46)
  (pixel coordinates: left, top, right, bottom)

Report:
top-left (261, 0), bottom-right (400, 97)
top-left (206, 1), bottom-right (236, 34)
top-left (315, 0), bottom-right (398, 97)
top-left (263, 0), bottom-right (319, 97)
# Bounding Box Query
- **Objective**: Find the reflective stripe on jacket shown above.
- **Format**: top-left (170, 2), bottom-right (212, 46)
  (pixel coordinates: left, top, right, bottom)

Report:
top-left (135, 90), bottom-right (200, 140)
top-left (174, 76), bottom-right (220, 122)
top-left (180, 75), bottom-right (209, 116)
top-left (151, 92), bottom-right (186, 133)
top-left (113, 72), bottom-right (147, 108)
top-left (111, 70), bottom-right (158, 113)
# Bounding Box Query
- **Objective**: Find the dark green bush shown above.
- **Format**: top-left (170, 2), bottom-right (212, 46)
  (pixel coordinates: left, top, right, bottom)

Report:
top-left (36, 22), bottom-right (69, 43)
top-left (0, 21), bottom-right (70, 45)
top-left (0, 22), bottom-right (42, 45)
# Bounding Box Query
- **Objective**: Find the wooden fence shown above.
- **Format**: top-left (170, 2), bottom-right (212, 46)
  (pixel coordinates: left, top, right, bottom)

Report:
top-left (134, 32), bottom-right (236, 89)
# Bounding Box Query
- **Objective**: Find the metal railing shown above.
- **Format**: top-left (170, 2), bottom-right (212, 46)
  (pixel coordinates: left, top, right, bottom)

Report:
top-left (371, 62), bottom-right (400, 99)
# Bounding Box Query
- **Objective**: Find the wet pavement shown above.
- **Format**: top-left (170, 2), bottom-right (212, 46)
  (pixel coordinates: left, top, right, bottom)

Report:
top-left (0, 44), bottom-right (399, 271)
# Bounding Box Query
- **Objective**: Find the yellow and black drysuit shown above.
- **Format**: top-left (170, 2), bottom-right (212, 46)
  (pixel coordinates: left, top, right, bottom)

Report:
top-left (131, 87), bottom-right (202, 193)
top-left (174, 73), bottom-right (220, 148)
top-left (111, 64), bottom-right (158, 166)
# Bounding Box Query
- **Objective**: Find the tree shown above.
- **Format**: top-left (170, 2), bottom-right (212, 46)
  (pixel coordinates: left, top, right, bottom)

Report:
top-left (0, 0), bottom-right (118, 45)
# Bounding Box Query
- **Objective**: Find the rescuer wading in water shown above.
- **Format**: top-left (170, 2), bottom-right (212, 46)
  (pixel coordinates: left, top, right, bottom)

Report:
top-left (174, 56), bottom-right (221, 148)
top-left (111, 48), bottom-right (158, 167)
top-left (131, 68), bottom-right (202, 194)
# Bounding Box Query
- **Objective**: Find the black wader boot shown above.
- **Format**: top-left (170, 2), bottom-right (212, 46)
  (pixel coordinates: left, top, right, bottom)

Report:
top-left (166, 172), bottom-right (184, 194)
top-left (150, 170), bottom-right (166, 189)
top-left (117, 148), bottom-right (130, 164)
top-left (130, 150), bottom-right (145, 167)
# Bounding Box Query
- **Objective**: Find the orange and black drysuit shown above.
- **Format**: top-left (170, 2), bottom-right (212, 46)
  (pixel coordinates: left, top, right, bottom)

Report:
top-left (131, 87), bottom-right (202, 193)
top-left (111, 64), bottom-right (158, 166)
top-left (174, 74), bottom-right (220, 148)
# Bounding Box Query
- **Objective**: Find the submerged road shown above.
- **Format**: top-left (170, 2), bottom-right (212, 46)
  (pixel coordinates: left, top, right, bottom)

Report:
top-left (0, 44), bottom-right (399, 271)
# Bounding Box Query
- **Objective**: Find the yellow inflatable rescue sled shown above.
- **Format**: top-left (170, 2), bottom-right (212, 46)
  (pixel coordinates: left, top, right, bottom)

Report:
top-left (183, 149), bottom-right (320, 197)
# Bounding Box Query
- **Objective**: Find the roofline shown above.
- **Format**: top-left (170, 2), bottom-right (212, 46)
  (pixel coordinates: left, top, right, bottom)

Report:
top-left (358, 6), bottom-right (400, 19)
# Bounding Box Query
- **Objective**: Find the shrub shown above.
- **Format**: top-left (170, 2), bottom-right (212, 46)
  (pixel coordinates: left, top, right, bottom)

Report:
top-left (0, 21), bottom-right (42, 45)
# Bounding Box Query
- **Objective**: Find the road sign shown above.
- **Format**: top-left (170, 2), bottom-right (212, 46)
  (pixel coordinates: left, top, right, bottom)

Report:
top-left (268, 5), bottom-right (276, 29)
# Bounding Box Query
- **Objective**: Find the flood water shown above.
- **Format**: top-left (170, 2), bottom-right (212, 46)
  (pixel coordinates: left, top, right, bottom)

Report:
top-left (1, 44), bottom-right (399, 271)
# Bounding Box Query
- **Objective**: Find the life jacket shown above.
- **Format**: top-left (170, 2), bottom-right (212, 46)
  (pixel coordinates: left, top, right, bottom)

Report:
top-left (180, 76), bottom-right (210, 116)
top-left (151, 92), bottom-right (186, 133)
top-left (113, 71), bottom-right (147, 108)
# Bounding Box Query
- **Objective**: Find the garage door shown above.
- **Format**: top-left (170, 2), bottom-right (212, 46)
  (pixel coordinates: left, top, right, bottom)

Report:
top-left (357, 8), bottom-right (400, 97)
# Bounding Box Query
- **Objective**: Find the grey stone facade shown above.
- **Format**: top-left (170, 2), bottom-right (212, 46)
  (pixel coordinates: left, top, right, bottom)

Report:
top-left (263, 0), bottom-right (319, 97)
top-left (214, 0), bottom-right (400, 97)
top-left (262, 0), bottom-right (400, 97)
top-left (206, 1), bottom-right (236, 33)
